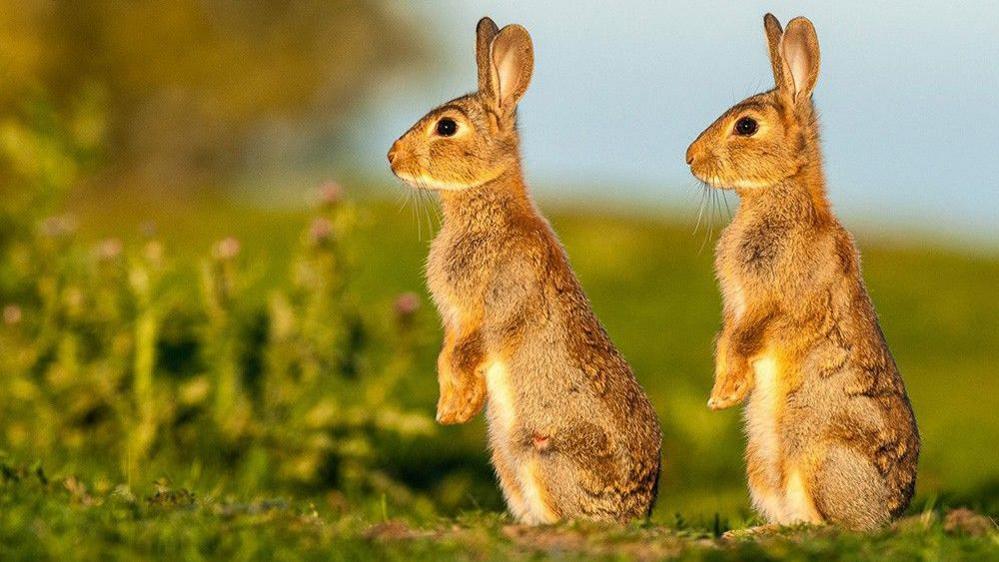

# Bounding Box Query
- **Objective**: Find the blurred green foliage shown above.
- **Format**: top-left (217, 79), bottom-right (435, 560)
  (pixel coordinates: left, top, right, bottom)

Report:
top-left (0, 167), bottom-right (437, 517)
top-left (0, 1), bottom-right (421, 188)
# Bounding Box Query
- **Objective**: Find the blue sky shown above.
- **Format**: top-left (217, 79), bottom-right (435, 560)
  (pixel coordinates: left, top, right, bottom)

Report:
top-left (353, 1), bottom-right (998, 244)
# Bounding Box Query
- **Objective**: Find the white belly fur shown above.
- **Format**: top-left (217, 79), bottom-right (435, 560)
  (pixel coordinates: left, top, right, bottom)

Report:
top-left (745, 352), bottom-right (820, 524)
top-left (485, 360), bottom-right (516, 434)
top-left (484, 359), bottom-right (556, 524)
top-left (784, 469), bottom-right (821, 523)
top-left (729, 283), bottom-right (747, 322)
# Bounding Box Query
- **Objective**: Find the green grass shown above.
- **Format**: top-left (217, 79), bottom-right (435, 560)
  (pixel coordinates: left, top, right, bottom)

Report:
top-left (2, 467), bottom-right (996, 561)
top-left (3, 190), bottom-right (998, 560)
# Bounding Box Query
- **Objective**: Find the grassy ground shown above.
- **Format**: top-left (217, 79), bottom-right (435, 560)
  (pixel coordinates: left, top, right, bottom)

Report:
top-left (3, 468), bottom-right (996, 561)
top-left (3, 190), bottom-right (998, 560)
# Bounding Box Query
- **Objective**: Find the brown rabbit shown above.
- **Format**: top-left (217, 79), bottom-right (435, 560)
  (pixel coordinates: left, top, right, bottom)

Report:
top-left (386, 17), bottom-right (661, 524)
top-left (685, 14), bottom-right (919, 531)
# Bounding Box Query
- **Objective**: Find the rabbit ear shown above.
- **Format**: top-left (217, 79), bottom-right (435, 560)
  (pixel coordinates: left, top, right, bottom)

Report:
top-left (781, 17), bottom-right (820, 102)
top-left (484, 24), bottom-right (534, 112)
top-left (476, 17), bottom-right (500, 93)
top-left (763, 13), bottom-right (795, 99)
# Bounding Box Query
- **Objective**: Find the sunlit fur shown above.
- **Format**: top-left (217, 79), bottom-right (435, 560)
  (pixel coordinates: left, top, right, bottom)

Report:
top-left (688, 14), bottom-right (919, 532)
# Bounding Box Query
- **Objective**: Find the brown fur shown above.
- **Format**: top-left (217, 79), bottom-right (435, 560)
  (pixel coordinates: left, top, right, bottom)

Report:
top-left (685, 14), bottom-right (919, 531)
top-left (387, 17), bottom-right (661, 524)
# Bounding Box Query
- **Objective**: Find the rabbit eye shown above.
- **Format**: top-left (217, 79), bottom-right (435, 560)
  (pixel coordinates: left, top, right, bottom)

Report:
top-left (734, 117), bottom-right (758, 136)
top-left (435, 118), bottom-right (458, 137)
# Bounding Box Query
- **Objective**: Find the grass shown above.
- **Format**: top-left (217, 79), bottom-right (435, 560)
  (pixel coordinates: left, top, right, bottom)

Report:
top-left (2, 466), bottom-right (996, 561)
top-left (3, 188), bottom-right (998, 560)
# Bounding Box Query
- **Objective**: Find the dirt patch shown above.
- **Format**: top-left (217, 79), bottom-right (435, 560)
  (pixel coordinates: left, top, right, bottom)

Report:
top-left (501, 524), bottom-right (693, 560)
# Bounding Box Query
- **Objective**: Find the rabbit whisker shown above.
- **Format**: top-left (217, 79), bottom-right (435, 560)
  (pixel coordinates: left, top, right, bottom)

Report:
top-left (395, 178), bottom-right (424, 240)
top-left (695, 182), bottom-right (716, 254)
top-left (721, 190), bottom-right (733, 220)
top-left (693, 182), bottom-right (709, 238)
top-left (418, 183), bottom-right (431, 242)
top-left (425, 187), bottom-right (442, 227)
top-left (396, 180), bottom-right (414, 213)
top-left (417, 187), bottom-right (436, 239)
top-left (713, 188), bottom-right (720, 235)
top-left (412, 186), bottom-right (423, 242)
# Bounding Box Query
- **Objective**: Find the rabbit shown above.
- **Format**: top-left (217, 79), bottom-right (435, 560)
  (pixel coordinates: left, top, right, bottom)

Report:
top-left (684, 14), bottom-right (919, 531)
top-left (386, 17), bottom-right (662, 524)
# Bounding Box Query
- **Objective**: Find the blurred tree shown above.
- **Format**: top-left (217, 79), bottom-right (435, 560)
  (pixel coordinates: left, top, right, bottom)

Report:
top-left (0, 1), bottom-right (423, 190)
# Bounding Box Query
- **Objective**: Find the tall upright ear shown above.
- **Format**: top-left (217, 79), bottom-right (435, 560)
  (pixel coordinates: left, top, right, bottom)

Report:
top-left (781, 17), bottom-right (820, 102)
top-left (484, 24), bottom-right (534, 112)
top-left (763, 13), bottom-right (795, 98)
top-left (476, 17), bottom-right (499, 93)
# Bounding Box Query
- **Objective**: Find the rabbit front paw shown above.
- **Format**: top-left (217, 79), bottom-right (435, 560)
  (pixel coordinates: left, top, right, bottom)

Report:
top-left (708, 370), bottom-right (751, 410)
top-left (436, 389), bottom-right (474, 424)
top-left (435, 377), bottom-right (486, 425)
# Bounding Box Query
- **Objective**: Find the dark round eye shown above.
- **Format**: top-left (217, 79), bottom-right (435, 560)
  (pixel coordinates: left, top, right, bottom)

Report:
top-left (735, 117), bottom-right (758, 136)
top-left (435, 118), bottom-right (457, 137)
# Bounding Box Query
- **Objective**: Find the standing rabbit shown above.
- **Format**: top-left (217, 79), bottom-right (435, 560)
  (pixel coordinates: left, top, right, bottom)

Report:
top-left (387, 17), bottom-right (661, 524)
top-left (685, 14), bottom-right (919, 531)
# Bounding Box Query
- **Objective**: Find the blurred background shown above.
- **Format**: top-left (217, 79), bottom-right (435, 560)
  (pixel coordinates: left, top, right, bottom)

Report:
top-left (0, 0), bottom-right (996, 527)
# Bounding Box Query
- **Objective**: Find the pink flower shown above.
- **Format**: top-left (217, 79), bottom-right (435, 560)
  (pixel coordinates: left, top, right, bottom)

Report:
top-left (212, 237), bottom-right (241, 260)
top-left (317, 181), bottom-right (344, 208)
top-left (394, 292), bottom-right (420, 319)
top-left (97, 238), bottom-right (123, 261)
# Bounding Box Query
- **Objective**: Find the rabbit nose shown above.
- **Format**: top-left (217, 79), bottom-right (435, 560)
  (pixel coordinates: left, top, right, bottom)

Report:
top-left (685, 144), bottom-right (697, 165)
top-left (387, 141), bottom-right (402, 166)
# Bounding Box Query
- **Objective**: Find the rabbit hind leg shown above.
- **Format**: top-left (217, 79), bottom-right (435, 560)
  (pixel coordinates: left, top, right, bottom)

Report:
top-left (809, 443), bottom-right (891, 531)
top-left (515, 455), bottom-right (560, 524)
top-left (493, 445), bottom-right (559, 524)
top-left (782, 466), bottom-right (823, 524)
top-left (491, 447), bottom-right (535, 522)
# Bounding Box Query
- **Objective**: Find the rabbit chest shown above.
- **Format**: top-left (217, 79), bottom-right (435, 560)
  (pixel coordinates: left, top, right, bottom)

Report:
top-left (715, 209), bottom-right (797, 322)
top-left (714, 228), bottom-right (753, 322)
top-left (426, 229), bottom-right (495, 330)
